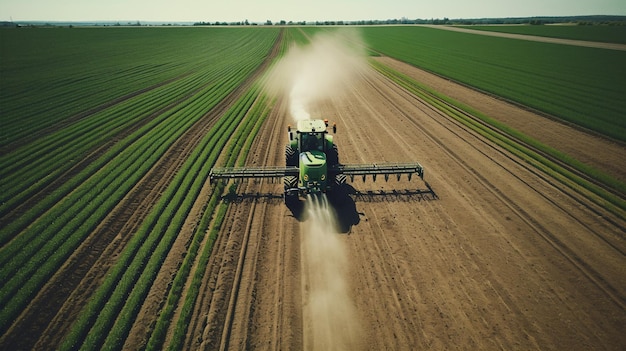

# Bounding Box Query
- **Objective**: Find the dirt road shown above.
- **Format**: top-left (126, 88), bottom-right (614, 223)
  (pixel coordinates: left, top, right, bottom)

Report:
top-left (429, 25), bottom-right (626, 51)
top-left (185, 60), bottom-right (625, 350)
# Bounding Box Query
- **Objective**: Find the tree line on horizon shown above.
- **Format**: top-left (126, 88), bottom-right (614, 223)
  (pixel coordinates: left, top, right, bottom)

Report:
top-left (192, 15), bottom-right (626, 27)
top-left (1, 15), bottom-right (624, 28)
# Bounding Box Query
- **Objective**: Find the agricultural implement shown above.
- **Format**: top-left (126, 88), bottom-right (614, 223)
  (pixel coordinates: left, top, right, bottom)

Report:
top-left (209, 119), bottom-right (424, 202)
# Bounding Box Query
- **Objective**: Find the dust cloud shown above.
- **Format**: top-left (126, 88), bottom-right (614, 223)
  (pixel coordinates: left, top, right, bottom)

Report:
top-left (301, 195), bottom-right (362, 351)
top-left (265, 29), bottom-right (369, 121)
top-left (266, 28), bottom-right (366, 349)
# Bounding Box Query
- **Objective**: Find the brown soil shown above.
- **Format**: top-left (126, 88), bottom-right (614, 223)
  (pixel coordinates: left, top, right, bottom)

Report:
top-left (181, 61), bottom-right (625, 350)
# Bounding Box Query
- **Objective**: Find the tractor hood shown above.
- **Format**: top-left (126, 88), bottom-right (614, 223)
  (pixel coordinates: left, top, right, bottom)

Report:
top-left (299, 150), bottom-right (328, 193)
top-left (300, 150), bottom-right (326, 167)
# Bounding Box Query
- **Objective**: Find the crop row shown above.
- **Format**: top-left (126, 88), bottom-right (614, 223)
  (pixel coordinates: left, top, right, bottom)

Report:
top-left (361, 26), bottom-right (626, 142)
top-left (0, 28), bottom-right (279, 340)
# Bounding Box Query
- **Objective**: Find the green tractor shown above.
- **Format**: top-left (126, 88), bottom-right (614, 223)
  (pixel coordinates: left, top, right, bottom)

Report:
top-left (210, 119), bottom-right (424, 203)
top-left (283, 119), bottom-right (339, 200)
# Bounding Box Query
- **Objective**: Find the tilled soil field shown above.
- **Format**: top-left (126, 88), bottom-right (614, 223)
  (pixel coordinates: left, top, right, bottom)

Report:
top-left (183, 59), bottom-right (625, 350)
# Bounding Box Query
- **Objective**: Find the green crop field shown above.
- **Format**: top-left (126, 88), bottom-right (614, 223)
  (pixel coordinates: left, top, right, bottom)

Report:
top-left (0, 26), bottom-right (280, 350)
top-left (0, 25), bottom-right (623, 350)
top-left (361, 26), bottom-right (626, 142)
top-left (0, 27), bottom-right (277, 146)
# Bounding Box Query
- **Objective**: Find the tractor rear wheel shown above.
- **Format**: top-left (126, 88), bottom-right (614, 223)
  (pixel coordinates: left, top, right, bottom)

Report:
top-left (335, 173), bottom-right (347, 186)
top-left (284, 175), bottom-right (297, 190)
top-left (284, 176), bottom-right (298, 204)
top-left (327, 144), bottom-right (339, 167)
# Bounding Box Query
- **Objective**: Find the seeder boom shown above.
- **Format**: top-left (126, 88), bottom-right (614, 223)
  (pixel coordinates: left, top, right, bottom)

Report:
top-left (209, 119), bottom-right (425, 202)
top-left (209, 163), bottom-right (424, 184)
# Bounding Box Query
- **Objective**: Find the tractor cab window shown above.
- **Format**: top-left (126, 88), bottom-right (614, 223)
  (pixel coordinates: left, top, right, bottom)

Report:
top-left (302, 133), bottom-right (323, 152)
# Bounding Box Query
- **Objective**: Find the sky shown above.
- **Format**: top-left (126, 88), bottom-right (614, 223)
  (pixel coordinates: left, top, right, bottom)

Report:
top-left (1, 0), bottom-right (625, 23)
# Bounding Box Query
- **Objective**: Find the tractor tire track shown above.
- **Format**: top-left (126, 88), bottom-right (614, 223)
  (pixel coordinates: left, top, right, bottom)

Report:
top-left (223, 98), bottom-right (302, 351)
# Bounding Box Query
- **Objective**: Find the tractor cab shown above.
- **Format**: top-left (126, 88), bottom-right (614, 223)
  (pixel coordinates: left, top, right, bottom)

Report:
top-left (292, 119), bottom-right (329, 153)
top-left (288, 119), bottom-right (336, 153)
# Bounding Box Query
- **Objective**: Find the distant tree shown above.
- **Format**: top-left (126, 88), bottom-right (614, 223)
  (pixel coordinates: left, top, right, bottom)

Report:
top-left (265, 20), bottom-right (272, 25)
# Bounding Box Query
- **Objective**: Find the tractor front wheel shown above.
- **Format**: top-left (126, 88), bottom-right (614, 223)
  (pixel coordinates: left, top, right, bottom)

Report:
top-left (285, 145), bottom-right (298, 167)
